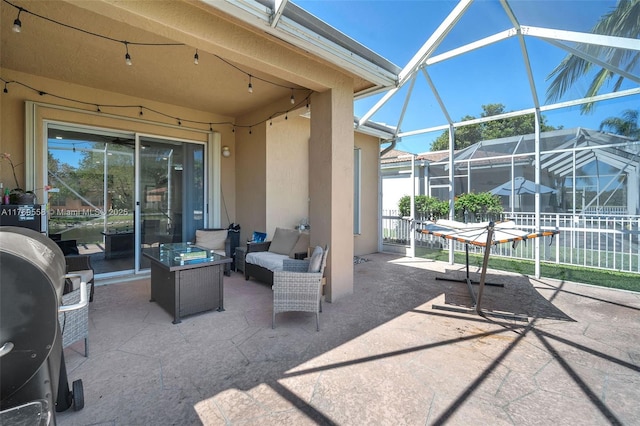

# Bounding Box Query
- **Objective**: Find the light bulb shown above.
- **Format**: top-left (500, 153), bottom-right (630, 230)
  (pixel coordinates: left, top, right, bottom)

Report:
top-left (194, 50), bottom-right (199, 65)
top-left (290, 94), bottom-right (295, 104)
top-left (248, 75), bottom-right (253, 93)
top-left (124, 42), bottom-right (132, 65)
top-left (12, 9), bottom-right (22, 33)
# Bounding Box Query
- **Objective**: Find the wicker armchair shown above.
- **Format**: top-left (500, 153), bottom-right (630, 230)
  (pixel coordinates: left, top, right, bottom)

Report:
top-left (194, 228), bottom-right (233, 276)
top-left (58, 277), bottom-right (92, 357)
top-left (65, 254), bottom-right (95, 302)
top-left (272, 245), bottom-right (329, 331)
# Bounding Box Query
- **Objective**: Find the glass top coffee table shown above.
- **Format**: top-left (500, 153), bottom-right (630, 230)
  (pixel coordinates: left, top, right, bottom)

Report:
top-left (143, 243), bottom-right (232, 323)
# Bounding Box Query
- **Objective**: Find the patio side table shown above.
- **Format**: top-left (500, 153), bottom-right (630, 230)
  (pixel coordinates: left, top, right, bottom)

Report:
top-left (235, 247), bottom-right (246, 273)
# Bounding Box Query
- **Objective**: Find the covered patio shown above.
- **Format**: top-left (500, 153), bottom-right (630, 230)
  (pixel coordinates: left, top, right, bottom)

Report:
top-left (58, 257), bottom-right (640, 425)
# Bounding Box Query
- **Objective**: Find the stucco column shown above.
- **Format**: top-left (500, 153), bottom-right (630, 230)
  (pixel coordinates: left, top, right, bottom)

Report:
top-left (309, 82), bottom-right (354, 302)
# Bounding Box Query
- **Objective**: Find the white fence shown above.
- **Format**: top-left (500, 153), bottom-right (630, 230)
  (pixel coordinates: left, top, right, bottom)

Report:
top-left (382, 210), bottom-right (640, 274)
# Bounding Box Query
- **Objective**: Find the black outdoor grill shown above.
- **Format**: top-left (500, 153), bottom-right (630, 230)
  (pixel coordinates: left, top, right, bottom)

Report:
top-left (0, 226), bottom-right (85, 425)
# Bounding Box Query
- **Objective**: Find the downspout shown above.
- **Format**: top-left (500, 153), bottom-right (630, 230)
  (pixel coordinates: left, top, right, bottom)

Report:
top-left (380, 138), bottom-right (397, 157)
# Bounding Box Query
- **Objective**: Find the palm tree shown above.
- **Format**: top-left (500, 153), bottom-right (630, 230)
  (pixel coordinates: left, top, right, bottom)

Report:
top-left (546, 0), bottom-right (640, 113)
top-left (599, 109), bottom-right (640, 137)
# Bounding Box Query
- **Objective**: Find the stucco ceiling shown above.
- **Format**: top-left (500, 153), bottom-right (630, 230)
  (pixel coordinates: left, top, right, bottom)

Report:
top-left (0, 0), bottom-right (327, 119)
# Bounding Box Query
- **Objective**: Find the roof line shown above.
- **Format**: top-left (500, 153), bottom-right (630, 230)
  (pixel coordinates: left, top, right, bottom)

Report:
top-left (204, 0), bottom-right (400, 89)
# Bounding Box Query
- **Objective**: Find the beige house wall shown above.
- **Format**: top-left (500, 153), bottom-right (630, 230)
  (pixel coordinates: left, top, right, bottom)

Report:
top-left (234, 99), bottom-right (380, 257)
top-left (354, 132), bottom-right (380, 255)
top-left (266, 113), bottom-right (309, 236)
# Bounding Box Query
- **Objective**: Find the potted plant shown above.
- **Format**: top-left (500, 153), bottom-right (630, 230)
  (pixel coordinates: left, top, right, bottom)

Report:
top-left (1, 152), bottom-right (37, 205)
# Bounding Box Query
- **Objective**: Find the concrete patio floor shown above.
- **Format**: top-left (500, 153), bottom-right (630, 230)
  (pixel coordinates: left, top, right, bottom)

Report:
top-left (57, 253), bottom-right (640, 425)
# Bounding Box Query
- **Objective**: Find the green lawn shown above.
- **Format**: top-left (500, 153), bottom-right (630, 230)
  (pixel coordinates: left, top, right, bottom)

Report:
top-left (416, 247), bottom-right (640, 293)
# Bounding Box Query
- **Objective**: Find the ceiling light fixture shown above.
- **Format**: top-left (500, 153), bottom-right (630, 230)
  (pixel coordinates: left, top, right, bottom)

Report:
top-left (12, 8), bottom-right (22, 33)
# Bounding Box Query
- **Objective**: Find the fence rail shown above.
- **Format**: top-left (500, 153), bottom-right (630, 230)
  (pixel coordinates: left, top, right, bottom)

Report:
top-left (382, 211), bottom-right (640, 274)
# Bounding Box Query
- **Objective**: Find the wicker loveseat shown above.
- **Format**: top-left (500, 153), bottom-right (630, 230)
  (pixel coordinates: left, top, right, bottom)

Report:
top-left (244, 228), bottom-right (309, 286)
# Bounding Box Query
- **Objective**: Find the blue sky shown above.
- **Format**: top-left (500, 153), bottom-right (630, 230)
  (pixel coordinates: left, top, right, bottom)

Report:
top-left (294, 0), bottom-right (637, 153)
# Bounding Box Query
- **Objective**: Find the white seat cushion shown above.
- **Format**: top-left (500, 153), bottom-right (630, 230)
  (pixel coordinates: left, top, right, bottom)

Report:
top-left (245, 251), bottom-right (289, 272)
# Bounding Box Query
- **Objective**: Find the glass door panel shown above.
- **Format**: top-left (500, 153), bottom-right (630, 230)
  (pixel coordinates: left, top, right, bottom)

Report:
top-left (138, 137), bottom-right (205, 270)
top-left (47, 126), bottom-right (135, 275)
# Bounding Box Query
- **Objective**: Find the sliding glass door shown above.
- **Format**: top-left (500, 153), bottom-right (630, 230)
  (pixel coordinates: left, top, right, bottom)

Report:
top-left (47, 124), bottom-right (206, 276)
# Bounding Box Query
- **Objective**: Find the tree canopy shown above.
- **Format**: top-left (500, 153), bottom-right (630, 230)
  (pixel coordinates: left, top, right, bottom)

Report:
top-left (545, 0), bottom-right (640, 113)
top-left (429, 104), bottom-right (559, 151)
top-left (599, 109), bottom-right (640, 137)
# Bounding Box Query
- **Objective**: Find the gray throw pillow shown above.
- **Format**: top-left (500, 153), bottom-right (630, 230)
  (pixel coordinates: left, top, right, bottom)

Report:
top-left (307, 245), bottom-right (323, 273)
top-left (268, 227), bottom-right (301, 255)
top-left (289, 232), bottom-right (310, 258)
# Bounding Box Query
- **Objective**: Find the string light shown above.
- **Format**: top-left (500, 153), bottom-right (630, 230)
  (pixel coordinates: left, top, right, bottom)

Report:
top-left (12, 7), bottom-right (22, 32)
top-left (290, 89), bottom-right (295, 104)
top-left (124, 42), bottom-right (132, 65)
top-left (0, 77), bottom-right (312, 134)
top-left (194, 49), bottom-right (199, 65)
top-left (248, 75), bottom-right (253, 94)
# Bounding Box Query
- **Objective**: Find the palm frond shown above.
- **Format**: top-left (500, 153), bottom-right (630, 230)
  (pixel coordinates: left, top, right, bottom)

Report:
top-left (545, 0), bottom-right (640, 106)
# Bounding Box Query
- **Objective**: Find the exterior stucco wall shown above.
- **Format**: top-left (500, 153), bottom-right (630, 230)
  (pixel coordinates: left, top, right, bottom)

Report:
top-left (310, 85), bottom-right (354, 301)
top-left (354, 132), bottom-right (380, 255)
top-left (235, 102), bottom-right (380, 257)
top-left (0, 69), bottom-right (236, 226)
top-left (266, 114), bottom-right (309, 236)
